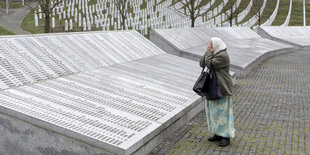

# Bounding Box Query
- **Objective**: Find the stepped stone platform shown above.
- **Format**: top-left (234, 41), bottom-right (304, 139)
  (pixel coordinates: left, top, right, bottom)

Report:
top-left (258, 26), bottom-right (310, 50)
top-left (150, 27), bottom-right (293, 78)
top-left (0, 31), bottom-right (203, 155)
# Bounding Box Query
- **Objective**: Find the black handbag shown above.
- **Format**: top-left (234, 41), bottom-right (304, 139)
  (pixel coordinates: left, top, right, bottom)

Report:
top-left (193, 66), bottom-right (209, 96)
top-left (193, 62), bottom-right (223, 100)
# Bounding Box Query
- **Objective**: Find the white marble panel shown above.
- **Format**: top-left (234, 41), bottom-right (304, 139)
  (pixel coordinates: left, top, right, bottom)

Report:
top-left (259, 26), bottom-right (310, 48)
top-left (151, 27), bottom-right (293, 77)
top-left (0, 31), bottom-right (202, 154)
top-left (0, 31), bottom-right (164, 90)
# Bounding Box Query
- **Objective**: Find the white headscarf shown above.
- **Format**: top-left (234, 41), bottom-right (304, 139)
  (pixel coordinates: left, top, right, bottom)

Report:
top-left (211, 37), bottom-right (227, 54)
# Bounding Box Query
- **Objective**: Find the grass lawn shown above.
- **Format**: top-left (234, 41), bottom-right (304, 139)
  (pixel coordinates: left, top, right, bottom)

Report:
top-left (21, 9), bottom-right (45, 34)
top-left (209, 0), bottom-right (225, 10)
top-left (0, 26), bottom-right (15, 35)
top-left (21, 0), bottom-right (161, 34)
top-left (0, 1), bottom-right (24, 9)
top-left (21, 0), bottom-right (114, 34)
top-left (272, 0), bottom-right (290, 25)
top-left (238, 0), bottom-right (264, 24)
top-left (216, 0), bottom-right (251, 25)
top-left (288, 0), bottom-right (310, 25)
top-left (234, 0), bottom-right (251, 15)
top-left (236, 0), bottom-right (309, 26)
top-left (255, 0), bottom-right (277, 25)
top-left (20, 0), bottom-right (310, 34)
top-left (21, 9), bottom-right (110, 34)
top-left (307, 0), bottom-right (310, 25)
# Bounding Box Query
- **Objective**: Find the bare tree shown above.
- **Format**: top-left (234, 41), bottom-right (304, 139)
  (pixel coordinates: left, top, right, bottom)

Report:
top-left (173, 0), bottom-right (209, 27)
top-left (32, 0), bottom-right (62, 33)
top-left (253, 0), bottom-right (263, 26)
top-left (114, 0), bottom-right (131, 30)
top-left (40, 0), bottom-right (62, 33)
top-left (223, 0), bottom-right (238, 26)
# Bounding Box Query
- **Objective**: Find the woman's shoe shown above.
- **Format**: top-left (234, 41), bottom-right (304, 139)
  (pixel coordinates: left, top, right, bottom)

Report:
top-left (207, 135), bottom-right (222, 141)
top-left (218, 138), bottom-right (230, 147)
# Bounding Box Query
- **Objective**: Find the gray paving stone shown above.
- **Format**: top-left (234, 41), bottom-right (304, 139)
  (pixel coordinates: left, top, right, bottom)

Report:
top-left (151, 51), bottom-right (310, 155)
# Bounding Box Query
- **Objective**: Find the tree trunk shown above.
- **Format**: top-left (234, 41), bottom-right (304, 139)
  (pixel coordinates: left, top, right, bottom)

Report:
top-left (122, 16), bottom-right (126, 30)
top-left (45, 13), bottom-right (50, 33)
top-left (230, 7), bottom-right (233, 27)
top-left (257, 0), bottom-right (261, 26)
top-left (258, 12), bottom-right (261, 26)
top-left (191, 14), bottom-right (195, 27)
top-left (44, 0), bottom-right (50, 33)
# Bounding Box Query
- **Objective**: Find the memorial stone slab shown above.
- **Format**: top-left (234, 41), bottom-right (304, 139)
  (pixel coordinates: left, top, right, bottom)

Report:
top-left (150, 27), bottom-right (293, 77)
top-left (0, 31), bottom-right (203, 155)
top-left (258, 26), bottom-right (310, 50)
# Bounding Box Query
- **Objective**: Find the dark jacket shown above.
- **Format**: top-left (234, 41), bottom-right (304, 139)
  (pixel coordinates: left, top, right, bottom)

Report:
top-left (199, 49), bottom-right (233, 96)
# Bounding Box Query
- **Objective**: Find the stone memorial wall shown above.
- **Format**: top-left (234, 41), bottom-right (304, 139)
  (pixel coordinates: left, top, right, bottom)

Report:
top-left (0, 31), bottom-right (164, 90)
top-left (0, 31), bottom-right (203, 155)
top-left (258, 26), bottom-right (310, 50)
top-left (150, 27), bottom-right (293, 77)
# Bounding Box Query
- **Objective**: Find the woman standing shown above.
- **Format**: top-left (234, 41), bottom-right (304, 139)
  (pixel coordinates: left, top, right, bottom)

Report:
top-left (199, 37), bottom-right (235, 147)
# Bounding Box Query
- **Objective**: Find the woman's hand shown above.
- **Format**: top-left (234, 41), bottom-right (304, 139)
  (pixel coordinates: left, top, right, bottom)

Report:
top-left (207, 41), bottom-right (214, 53)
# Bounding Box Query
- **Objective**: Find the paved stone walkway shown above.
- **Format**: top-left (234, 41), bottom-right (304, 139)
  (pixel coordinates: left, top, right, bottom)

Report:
top-left (0, 3), bottom-right (37, 34)
top-left (151, 51), bottom-right (310, 154)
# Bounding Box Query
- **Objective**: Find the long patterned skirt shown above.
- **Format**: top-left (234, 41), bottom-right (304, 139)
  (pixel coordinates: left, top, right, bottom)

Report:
top-left (205, 96), bottom-right (235, 138)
